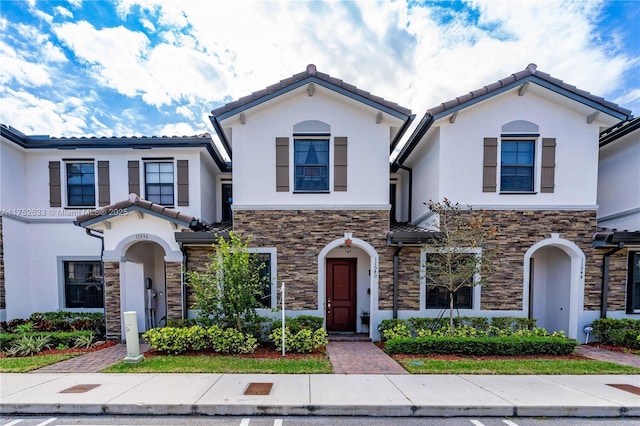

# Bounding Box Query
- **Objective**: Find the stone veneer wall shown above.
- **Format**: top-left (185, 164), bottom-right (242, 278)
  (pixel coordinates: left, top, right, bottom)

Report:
top-left (477, 210), bottom-right (601, 311)
top-left (165, 261), bottom-right (183, 321)
top-left (184, 246), bottom-right (211, 308)
top-left (601, 248), bottom-right (631, 312)
top-left (233, 209), bottom-right (392, 310)
top-left (0, 217), bottom-right (4, 310)
top-left (103, 261), bottom-right (121, 340)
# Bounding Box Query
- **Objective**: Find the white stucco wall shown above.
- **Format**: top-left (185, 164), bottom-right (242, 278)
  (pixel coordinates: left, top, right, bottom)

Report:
top-left (597, 128), bottom-right (640, 230)
top-left (4, 147), bottom-right (213, 220)
top-left (439, 91), bottom-right (600, 208)
top-left (2, 217), bottom-right (101, 319)
top-left (0, 140), bottom-right (27, 209)
top-left (404, 89), bottom-right (608, 220)
top-left (228, 87), bottom-right (401, 208)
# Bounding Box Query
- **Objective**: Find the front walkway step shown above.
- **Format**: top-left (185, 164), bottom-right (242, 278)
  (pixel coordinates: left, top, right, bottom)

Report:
top-left (326, 341), bottom-right (408, 374)
top-left (328, 332), bottom-right (371, 342)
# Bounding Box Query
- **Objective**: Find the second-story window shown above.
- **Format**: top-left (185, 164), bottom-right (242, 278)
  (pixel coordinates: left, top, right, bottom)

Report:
top-left (294, 139), bottom-right (329, 192)
top-left (66, 162), bottom-right (95, 207)
top-left (500, 140), bottom-right (534, 192)
top-left (145, 162), bottom-right (174, 206)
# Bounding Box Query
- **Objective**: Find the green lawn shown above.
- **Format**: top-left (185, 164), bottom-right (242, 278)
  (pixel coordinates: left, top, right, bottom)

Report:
top-left (0, 353), bottom-right (81, 373)
top-left (395, 357), bottom-right (640, 375)
top-left (102, 354), bottom-right (333, 374)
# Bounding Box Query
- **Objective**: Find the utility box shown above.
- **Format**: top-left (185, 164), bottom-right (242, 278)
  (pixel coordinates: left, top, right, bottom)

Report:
top-left (123, 311), bottom-right (143, 363)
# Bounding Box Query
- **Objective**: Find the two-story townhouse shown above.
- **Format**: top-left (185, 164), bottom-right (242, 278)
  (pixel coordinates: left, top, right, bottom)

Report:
top-left (391, 64), bottom-right (632, 341)
top-left (0, 125), bottom-right (229, 339)
top-left (594, 117), bottom-right (640, 318)
top-left (177, 64), bottom-right (417, 340)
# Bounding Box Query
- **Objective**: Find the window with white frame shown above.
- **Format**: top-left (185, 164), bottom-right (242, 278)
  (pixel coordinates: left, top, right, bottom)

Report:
top-left (421, 248), bottom-right (481, 310)
top-left (63, 261), bottom-right (103, 308)
top-left (627, 251), bottom-right (640, 313)
top-left (248, 248), bottom-right (277, 308)
top-left (66, 162), bottom-right (95, 207)
top-left (145, 161), bottom-right (174, 205)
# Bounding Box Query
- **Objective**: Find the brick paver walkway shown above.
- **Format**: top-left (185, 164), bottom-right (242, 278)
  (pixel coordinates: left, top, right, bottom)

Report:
top-left (32, 343), bottom-right (149, 373)
top-left (574, 344), bottom-right (640, 368)
top-left (326, 341), bottom-right (409, 374)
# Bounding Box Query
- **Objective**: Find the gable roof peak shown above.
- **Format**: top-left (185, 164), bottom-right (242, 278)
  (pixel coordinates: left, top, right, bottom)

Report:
top-left (526, 63), bottom-right (538, 74)
top-left (306, 64), bottom-right (317, 75)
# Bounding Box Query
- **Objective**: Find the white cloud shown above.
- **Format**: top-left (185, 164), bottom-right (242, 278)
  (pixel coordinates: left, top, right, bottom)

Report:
top-left (54, 6), bottom-right (73, 18)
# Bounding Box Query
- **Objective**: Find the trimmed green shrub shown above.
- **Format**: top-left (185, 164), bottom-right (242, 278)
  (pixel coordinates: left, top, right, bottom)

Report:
top-left (142, 325), bottom-right (257, 354)
top-left (269, 315), bottom-right (324, 335)
top-left (379, 316), bottom-right (539, 341)
top-left (591, 318), bottom-right (640, 349)
top-left (384, 336), bottom-right (578, 356)
top-left (269, 327), bottom-right (328, 353)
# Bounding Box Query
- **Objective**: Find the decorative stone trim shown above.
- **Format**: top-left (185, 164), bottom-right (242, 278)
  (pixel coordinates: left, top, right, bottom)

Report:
top-left (165, 261), bottom-right (183, 321)
top-left (104, 261), bottom-right (121, 340)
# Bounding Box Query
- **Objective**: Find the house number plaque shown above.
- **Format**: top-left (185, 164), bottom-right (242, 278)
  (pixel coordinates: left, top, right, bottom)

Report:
top-left (135, 233), bottom-right (150, 240)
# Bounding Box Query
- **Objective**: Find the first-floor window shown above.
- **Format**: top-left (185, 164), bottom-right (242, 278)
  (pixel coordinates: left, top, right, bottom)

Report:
top-left (251, 252), bottom-right (273, 308)
top-left (64, 261), bottom-right (104, 308)
top-left (423, 251), bottom-right (477, 310)
top-left (628, 252), bottom-right (640, 313)
top-left (426, 286), bottom-right (472, 309)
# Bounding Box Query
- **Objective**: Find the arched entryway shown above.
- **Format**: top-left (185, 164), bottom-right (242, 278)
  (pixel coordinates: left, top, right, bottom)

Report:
top-left (318, 236), bottom-right (379, 337)
top-left (524, 234), bottom-right (585, 339)
top-left (122, 241), bottom-right (167, 335)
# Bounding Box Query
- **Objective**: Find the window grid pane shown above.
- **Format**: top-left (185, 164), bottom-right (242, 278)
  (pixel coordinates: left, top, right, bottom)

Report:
top-left (294, 139), bottom-right (329, 191)
top-left (66, 163), bottom-right (95, 206)
top-left (145, 162), bottom-right (174, 205)
top-left (501, 140), bottom-right (534, 191)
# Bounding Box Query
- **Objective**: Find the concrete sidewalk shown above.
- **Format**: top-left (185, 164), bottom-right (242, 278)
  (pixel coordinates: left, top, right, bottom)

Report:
top-left (1, 372), bottom-right (639, 417)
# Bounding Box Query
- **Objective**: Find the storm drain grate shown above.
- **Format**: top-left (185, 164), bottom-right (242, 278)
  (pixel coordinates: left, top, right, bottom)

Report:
top-left (59, 384), bottom-right (101, 394)
top-left (244, 382), bottom-right (273, 395)
top-left (607, 384), bottom-right (640, 395)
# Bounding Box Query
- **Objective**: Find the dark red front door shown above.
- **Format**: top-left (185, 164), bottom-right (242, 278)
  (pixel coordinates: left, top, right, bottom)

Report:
top-left (326, 258), bottom-right (357, 331)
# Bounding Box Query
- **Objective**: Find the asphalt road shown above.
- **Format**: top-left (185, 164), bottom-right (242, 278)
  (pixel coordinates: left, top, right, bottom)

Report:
top-left (1, 416), bottom-right (639, 426)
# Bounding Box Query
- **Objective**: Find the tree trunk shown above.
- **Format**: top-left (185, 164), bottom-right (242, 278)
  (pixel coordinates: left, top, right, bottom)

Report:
top-left (449, 291), bottom-right (455, 335)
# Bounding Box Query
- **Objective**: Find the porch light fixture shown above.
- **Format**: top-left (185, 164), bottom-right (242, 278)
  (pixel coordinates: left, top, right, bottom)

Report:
top-left (343, 232), bottom-right (352, 253)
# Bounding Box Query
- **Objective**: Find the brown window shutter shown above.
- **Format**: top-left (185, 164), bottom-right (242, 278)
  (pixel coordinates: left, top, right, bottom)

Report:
top-left (276, 137), bottom-right (289, 192)
top-left (334, 136), bottom-right (347, 191)
top-left (48, 161), bottom-right (62, 207)
top-left (128, 160), bottom-right (140, 196)
top-left (540, 138), bottom-right (556, 193)
top-left (97, 161), bottom-right (110, 206)
top-left (482, 138), bottom-right (497, 192)
top-left (177, 160), bottom-right (189, 206)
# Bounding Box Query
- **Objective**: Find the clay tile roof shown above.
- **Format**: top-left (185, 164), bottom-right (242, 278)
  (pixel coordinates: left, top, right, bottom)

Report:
top-left (74, 194), bottom-right (208, 231)
top-left (599, 116), bottom-right (640, 147)
top-left (423, 63), bottom-right (631, 118)
top-left (210, 64), bottom-right (412, 118)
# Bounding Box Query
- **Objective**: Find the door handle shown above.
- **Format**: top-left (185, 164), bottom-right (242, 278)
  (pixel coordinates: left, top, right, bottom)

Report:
top-left (327, 298), bottom-right (331, 314)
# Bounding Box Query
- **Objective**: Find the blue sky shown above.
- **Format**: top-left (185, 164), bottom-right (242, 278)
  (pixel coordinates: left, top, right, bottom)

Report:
top-left (1, 0), bottom-right (639, 149)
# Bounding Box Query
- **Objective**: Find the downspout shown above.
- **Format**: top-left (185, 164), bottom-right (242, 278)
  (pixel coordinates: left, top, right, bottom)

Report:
top-left (601, 243), bottom-right (624, 318)
top-left (397, 165), bottom-right (412, 221)
top-left (393, 243), bottom-right (403, 319)
top-left (84, 228), bottom-right (105, 332)
top-left (179, 242), bottom-right (187, 320)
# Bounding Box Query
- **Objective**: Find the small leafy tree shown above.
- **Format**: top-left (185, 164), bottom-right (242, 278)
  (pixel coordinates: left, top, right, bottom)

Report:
top-left (185, 232), bottom-right (269, 333)
top-left (423, 198), bottom-right (497, 334)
